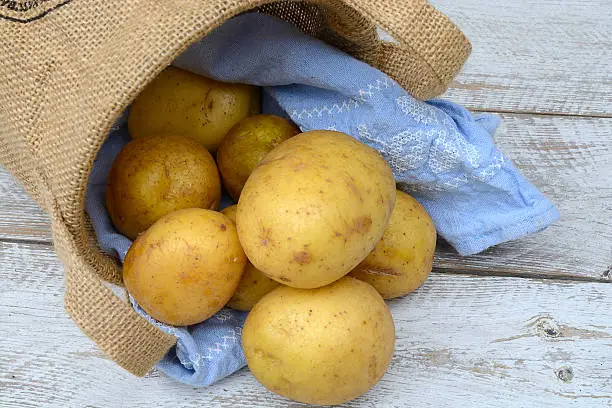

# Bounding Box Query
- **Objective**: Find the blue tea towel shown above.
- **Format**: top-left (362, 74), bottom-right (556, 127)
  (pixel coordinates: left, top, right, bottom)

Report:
top-left (85, 12), bottom-right (559, 386)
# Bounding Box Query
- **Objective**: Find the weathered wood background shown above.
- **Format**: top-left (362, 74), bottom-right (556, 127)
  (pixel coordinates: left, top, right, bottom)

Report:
top-left (1, 0), bottom-right (610, 407)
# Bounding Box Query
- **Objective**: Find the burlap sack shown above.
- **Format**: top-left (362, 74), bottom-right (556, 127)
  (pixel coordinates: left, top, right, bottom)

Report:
top-left (0, 0), bottom-right (470, 377)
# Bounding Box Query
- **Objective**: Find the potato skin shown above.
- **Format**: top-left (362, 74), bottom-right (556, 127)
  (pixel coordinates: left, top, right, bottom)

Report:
top-left (221, 205), bottom-right (280, 311)
top-left (128, 66), bottom-right (260, 152)
top-left (216, 114), bottom-right (299, 201)
top-left (227, 263), bottom-right (280, 311)
top-left (123, 208), bottom-right (246, 326)
top-left (350, 190), bottom-right (436, 299)
top-left (236, 130), bottom-right (396, 289)
top-left (242, 277), bottom-right (395, 405)
top-left (106, 134), bottom-right (220, 240)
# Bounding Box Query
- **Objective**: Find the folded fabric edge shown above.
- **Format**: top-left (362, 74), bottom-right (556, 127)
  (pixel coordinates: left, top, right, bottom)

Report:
top-left (451, 202), bottom-right (560, 256)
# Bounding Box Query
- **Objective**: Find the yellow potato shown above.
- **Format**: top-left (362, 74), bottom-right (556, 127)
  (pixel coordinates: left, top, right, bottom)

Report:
top-left (237, 130), bottom-right (396, 289)
top-left (350, 190), bottom-right (437, 298)
top-left (123, 208), bottom-right (246, 326)
top-left (106, 134), bottom-right (220, 240)
top-left (227, 263), bottom-right (280, 312)
top-left (242, 277), bottom-right (395, 405)
top-left (221, 205), bottom-right (280, 311)
top-left (128, 66), bottom-right (260, 151)
top-left (216, 114), bottom-right (299, 201)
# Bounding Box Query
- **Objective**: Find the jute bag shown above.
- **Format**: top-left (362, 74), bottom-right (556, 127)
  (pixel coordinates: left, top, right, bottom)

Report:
top-left (0, 0), bottom-right (470, 377)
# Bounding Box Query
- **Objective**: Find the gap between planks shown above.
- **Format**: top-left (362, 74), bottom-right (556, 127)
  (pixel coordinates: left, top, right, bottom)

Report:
top-left (469, 107), bottom-right (612, 120)
top-left (431, 266), bottom-right (610, 284)
top-left (0, 239), bottom-right (608, 287)
top-left (0, 237), bottom-right (53, 247)
top-left (432, 0), bottom-right (612, 116)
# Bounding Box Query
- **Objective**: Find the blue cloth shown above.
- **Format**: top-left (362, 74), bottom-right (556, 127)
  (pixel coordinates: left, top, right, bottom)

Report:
top-left (85, 12), bottom-right (559, 386)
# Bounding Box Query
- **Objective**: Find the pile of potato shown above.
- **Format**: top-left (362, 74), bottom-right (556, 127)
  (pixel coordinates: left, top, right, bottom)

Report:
top-left (108, 66), bottom-right (436, 405)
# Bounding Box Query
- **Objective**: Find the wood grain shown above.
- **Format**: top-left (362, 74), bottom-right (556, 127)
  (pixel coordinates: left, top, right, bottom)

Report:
top-left (0, 241), bottom-right (610, 407)
top-left (1, 113), bottom-right (609, 280)
top-left (431, 0), bottom-right (612, 116)
top-left (435, 113), bottom-right (612, 281)
top-left (0, 170), bottom-right (50, 243)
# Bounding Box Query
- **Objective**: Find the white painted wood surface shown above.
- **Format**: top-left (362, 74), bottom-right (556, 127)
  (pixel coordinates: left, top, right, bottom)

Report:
top-left (433, 0), bottom-right (612, 116)
top-left (1, 0), bottom-right (611, 407)
top-left (1, 241), bottom-right (610, 407)
top-left (436, 113), bottom-right (612, 281)
top-left (0, 169), bottom-right (50, 243)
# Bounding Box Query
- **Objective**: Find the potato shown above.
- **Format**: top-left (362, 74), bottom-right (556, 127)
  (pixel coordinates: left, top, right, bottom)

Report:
top-left (123, 208), bottom-right (246, 326)
top-left (242, 277), bottom-right (395, 405)
top-left (216, 114), bottom-right (299, 200)
top-left (350, 190), bottom-right (436, 299)
top-left (237, 130), bottom-right (396, 289)
top-left (106, 134), bottom-right (220, 240)
top-left (226, 262), bottom-right (280, 312)
top-left (221, 205), bottom-right (280, 311)
top-left (128, 66), bottom-right (260, 151)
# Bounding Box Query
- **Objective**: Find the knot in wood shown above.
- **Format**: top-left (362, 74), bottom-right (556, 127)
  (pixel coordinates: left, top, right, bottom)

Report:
top-left (535, 317), bottom-right (561, 338)
top-left (555, 366), bottom-right (574, 383)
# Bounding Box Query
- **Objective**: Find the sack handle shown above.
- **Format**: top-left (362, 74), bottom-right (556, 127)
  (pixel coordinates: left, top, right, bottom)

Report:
top-left (339, 0), bottom-right (471, 99)
top-left (53, 214), bottom-right (176, 377)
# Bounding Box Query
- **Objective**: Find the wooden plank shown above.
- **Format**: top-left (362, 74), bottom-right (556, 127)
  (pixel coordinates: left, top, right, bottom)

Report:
top-left (0, 113), bottom-right (610, 280)
top-left (431, 0), bottom-right (612, 116)
top-left (0, 241), bottom-right (610, 407)
top-left (435, 113), bottom-right (612, 281)
top-left (456, 113), bottom-right (612, 278)
top-left (0, 170), bottom-right (50, 243)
